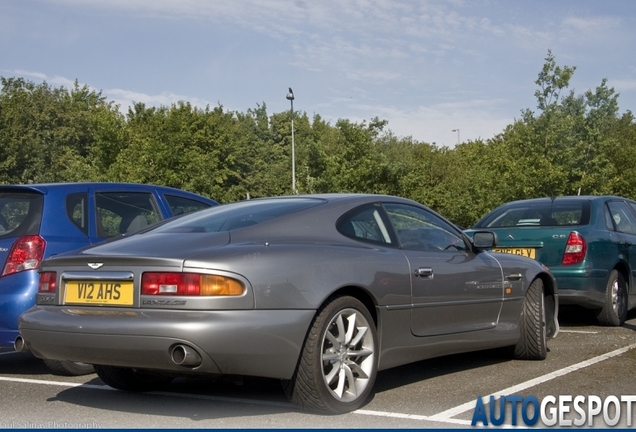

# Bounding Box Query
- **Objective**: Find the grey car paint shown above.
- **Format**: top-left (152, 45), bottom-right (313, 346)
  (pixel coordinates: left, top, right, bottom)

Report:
top-left (19, 194), bottom-right (558, 412)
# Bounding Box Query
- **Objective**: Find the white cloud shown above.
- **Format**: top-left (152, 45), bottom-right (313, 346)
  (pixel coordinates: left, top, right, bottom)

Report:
top-left (104, 88), bottom-right (213, 112)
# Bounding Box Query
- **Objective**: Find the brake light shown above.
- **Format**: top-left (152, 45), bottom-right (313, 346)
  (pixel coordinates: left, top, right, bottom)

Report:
top-left (562, 232), bottom-right (587, 265)
top-left (1, 235), bottom-right (46, 276)
top-left (141, 272), bottom-right (244, 296)
top-left (39, 271), bottom-right (57, 293)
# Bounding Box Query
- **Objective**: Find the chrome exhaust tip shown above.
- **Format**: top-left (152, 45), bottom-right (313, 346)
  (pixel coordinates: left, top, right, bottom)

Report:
top-left (170, 344), bottom-right (202, 367)
top-left (14, 336), bottom-right (29, 352)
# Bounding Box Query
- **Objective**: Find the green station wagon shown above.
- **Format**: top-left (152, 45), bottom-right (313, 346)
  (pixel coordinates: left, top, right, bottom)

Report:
top-left (467, 195), bottom-right (636, 326)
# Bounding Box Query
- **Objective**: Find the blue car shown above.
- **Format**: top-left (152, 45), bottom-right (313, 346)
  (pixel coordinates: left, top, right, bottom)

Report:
top-left (0, 182), bottom-right (217, 373)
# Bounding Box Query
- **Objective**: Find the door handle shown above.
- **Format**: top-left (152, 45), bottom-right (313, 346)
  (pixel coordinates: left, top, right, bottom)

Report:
top-left (415, 267), bottom-right (433, 278)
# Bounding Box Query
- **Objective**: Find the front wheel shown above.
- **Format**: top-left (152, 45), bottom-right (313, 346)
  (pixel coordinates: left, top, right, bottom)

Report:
top-left (95, 365), bottom-right (173, 391)
top-left (597, 269), bottom-right (628, 326)
top-left (284, 296), bottom-right (377, 413)
top-left (514, 278), bottom-right (547, 360)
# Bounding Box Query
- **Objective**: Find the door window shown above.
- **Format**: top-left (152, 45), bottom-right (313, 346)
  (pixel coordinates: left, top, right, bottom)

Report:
top-left (164, 194), bottom-right (212, 216)
top-left (96, 192), bottom-right (160, 237)
top-left (384, 203), bottom-right (467, 252)
top-left (606, 201), bottom-right (636, 235)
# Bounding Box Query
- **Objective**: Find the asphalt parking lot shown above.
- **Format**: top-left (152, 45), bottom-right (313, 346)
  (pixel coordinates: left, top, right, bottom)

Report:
top-left (1, 307), bottom-right (635, 429)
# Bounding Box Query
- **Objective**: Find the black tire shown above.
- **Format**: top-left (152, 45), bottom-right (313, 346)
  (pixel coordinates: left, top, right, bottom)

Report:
top-left (95, 365), bottom-right (173, 392)
top-left (597, 269), bottom-right (628, 326)
top-left (514, 278), bottom-right (547, 360)
top-left (284, 296), bottom-right (377, 414)
top-left (42, 359), bottom-right (95, 376)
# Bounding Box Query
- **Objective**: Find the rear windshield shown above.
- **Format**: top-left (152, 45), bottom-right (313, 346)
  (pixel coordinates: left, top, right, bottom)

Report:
top-left (475, 200), bottom-right (591, 228)
top-left (0, 192), bottom-right (44, 239)
top-left (154, 198), bottom-right (325, 233)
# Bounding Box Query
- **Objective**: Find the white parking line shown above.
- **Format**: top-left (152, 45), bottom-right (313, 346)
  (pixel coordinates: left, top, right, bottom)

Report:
top-left (0, 376), bottom-right (109, 389)
top-left (559, 330), bottom-right (598, 334)
top-left (2, 343), bottom-right (635, 426)
top-left (0, 376), bottom-right (294, 408)
top-left (425, 342), bottom-right (636, 423)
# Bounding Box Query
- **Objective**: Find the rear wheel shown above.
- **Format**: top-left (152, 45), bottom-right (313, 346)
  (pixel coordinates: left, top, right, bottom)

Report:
top-left (95, 365), bottom-right (173, 391)
top-left (597, 269), bottom-right (628, 326)
top-left (514, 278), bottom-right (547, 360)
top-left (42, 359), bottom-right (94, 376)
top-left (284, 296), bottom-right (377, 413)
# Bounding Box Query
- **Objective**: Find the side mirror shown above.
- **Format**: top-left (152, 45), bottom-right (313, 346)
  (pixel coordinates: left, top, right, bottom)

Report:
top-left (472, 231), bottom-right (498, 249)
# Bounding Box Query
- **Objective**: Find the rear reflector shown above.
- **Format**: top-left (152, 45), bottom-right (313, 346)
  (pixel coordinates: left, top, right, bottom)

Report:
top-left (2, 235), bottom-right (46, 276)
top-left (141, 272), bottom-right (244, 296)
top-left (562, 231), bottom-right (587, 265)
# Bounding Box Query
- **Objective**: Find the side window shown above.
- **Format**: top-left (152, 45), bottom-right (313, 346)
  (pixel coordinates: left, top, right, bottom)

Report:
top-left (384, 203), bottom-right (467, 252)
top-left (164, 194), bottom-right (212, 216)
top-left (96, 192), bottom-right (161, 238)
top-left (66, 193), bottom-right (88, 234)
top-left (337, 204), bottom-right (393, 245)
top-left (606, 201), bottom-right (636, 235)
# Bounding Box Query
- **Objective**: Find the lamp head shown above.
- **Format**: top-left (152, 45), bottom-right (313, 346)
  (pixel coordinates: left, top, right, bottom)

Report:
top-left (286, 87), bottom-right (294, 101)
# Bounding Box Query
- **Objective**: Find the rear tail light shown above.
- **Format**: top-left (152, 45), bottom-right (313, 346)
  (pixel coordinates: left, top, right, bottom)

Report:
top-left (1, 235), bottom-right (46, 276)
top-left (38, 271), bottom-right (57, 293)
top-left (141, 272), bottom-right (245, 296)
top-left (562, 231), bottom-right (587, 265)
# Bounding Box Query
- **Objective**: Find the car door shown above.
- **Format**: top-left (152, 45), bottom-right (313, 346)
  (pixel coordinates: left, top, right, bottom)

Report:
top-left (607, 199), bottom-right (636, 302)
top-left (383, 203), bottom-right (504, 337)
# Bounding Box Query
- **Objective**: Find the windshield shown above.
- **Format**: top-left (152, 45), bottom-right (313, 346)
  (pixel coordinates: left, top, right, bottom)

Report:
top-left (475, 200), bottom-right (591, 228)
top-left (153, 198), bottom-right (326, 233)
top-left (0, 192), bottom-right (44, 240)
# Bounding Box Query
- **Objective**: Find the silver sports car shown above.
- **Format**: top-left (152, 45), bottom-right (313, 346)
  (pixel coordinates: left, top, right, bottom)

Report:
top-left (19, 194), bottom-right (558, 413)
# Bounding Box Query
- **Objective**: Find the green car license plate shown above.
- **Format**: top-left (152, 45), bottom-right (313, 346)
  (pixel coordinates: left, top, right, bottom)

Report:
top-left (492, 247), bottom-right (536, 259)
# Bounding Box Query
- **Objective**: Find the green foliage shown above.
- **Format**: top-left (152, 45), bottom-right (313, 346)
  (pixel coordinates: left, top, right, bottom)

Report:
top-left (0, 50), bottom-right (635, 227)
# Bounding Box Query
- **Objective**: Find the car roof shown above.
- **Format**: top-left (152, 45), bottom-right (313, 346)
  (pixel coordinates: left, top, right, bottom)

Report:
top-left (498, 195), bottom-right (630, 206)
top-left (0, 182), bottom-right (189, 193)
top-left (0, 182), bottom-right (218, 203)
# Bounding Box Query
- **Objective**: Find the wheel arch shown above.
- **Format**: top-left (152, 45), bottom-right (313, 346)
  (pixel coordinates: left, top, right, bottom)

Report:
top-left (319, 285), bottom-right (379, 328)
top-left (613, 261), bottom-right (630, 288)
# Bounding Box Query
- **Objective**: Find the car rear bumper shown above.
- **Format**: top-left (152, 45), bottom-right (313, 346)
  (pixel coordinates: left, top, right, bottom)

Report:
top-left (0, 270), bottom-right (39, 348)
top-left (551, 267), bottom-right (607, 309)
top-left (19, 306), bottom-right (315, 380)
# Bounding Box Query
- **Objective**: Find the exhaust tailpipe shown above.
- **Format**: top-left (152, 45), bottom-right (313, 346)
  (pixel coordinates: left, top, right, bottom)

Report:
top-left (14, 336), bottom-right (29, 353)
top-left (170, 344), bottom-right (202, 367)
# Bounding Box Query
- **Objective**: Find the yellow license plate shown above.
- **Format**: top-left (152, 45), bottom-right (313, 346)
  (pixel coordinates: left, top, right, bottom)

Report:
top-left (64, 281), bottom-right (134, 306)
top-left (492, 247), bottom-right (536, 259)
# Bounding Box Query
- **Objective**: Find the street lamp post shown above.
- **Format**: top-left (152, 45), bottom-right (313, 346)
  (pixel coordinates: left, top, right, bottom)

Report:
top-left (452, 129), bottom-right (460, 146)
top-left (286, 88), bottom-right (296, 195)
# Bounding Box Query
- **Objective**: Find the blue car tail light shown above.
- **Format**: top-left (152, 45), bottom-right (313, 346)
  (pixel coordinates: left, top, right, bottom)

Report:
top-left (2, 235), bottom-right (46, 276)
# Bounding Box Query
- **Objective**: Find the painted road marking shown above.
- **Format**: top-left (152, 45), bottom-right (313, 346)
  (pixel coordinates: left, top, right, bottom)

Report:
top-left (1, 343), bottom-right (635, 426)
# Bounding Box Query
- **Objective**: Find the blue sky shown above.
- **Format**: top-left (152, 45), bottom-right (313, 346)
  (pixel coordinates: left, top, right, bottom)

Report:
top-left (1, 0), bottom-right (635, 147)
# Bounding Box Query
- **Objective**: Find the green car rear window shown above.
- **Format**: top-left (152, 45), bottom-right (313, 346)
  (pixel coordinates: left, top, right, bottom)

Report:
top-left (155, 198), bottom-right (325, 233)
top-left (476, 200), bottom-right (591, 228)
